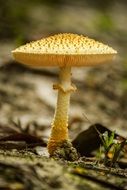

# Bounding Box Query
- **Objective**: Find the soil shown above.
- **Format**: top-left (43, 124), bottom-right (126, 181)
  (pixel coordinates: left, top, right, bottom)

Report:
top-left (0, 149), bottom-right (127, 190)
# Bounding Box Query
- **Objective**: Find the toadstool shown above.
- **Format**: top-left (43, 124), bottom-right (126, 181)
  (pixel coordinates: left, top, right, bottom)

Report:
top-left (12, 33), bottom-right (117, 158)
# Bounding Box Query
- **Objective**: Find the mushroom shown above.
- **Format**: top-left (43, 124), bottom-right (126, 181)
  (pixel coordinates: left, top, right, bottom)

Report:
top-left (12, 33), bottom-right (117, 157)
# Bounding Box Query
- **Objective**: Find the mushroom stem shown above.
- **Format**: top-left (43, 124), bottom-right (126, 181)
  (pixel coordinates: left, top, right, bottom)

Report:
top-left (48, 66), bottom-right (75, 155)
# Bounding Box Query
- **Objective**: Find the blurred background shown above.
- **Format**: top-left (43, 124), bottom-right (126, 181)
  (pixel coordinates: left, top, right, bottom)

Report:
top-left (0, 0), bottom-right (127, 139)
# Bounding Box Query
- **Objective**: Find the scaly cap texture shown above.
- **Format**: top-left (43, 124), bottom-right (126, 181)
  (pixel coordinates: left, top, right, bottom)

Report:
top-left (12, 33), bottom-right (117, 67)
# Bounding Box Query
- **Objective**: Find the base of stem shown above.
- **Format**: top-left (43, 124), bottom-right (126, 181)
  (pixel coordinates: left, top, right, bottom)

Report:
top-left (49, 140), bottom-right (79, 161)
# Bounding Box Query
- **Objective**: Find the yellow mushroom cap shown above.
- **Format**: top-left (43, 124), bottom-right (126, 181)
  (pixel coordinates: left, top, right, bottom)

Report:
top-left (12, 33), bottom-right (117, 67)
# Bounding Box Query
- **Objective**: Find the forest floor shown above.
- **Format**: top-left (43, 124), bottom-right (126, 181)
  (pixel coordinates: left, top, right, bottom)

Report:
top-left (0, 1), bottom-right (127, 190)
top-left (0, 60), bottom-right (127, 190)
